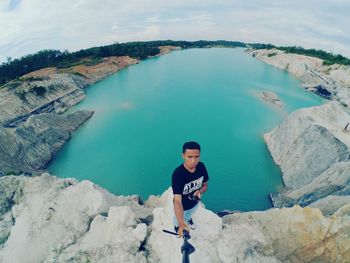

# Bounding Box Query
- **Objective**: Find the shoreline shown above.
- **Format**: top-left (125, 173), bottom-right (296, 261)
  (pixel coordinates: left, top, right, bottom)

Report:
top-left (0, 46), bottom-right (350, 262)
top-left (0, 46), bottom-right (179, 176)
top-left (2, 46), bottom-right (348, 203)
top-left (246, 48), bottom-right (350, 108)
top-left (1, 46), bottom-right (349, 202)
top-left (246, 48), bottom-right (350, 213)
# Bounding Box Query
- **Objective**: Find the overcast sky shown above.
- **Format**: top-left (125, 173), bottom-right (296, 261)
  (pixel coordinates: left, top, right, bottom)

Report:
top-left (0, 0), bottom-right (349, 62)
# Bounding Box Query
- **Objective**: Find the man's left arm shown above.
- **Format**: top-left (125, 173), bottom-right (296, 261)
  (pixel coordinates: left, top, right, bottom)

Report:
top-left (194, 182), bottom-right (208, 199)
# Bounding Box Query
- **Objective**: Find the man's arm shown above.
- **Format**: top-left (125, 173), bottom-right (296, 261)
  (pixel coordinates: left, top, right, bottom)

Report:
top-left (173, 194), bottom-right (189, 236)
top-left (200, 182), bottom-right (208, 194)
top-left (194, 182), bottom-right (208, 198)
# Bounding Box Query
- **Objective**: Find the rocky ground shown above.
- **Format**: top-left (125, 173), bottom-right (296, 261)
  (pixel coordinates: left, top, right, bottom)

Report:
top-left (0, 174), bottom-right (349, 263)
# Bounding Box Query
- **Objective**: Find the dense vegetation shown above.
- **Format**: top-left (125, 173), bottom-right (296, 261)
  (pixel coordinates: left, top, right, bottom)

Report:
top-left (2, 39), bottom-right (348, 86)
top-left (250, 43), bottom-right (350, 66)
top-left (277, 46), bottom-right (350, 66)
top-left (0, 40), bottom-right (245, 86)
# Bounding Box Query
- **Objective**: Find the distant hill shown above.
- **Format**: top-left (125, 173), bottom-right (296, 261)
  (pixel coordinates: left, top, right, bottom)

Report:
top-left (1, 40), bottom-right (349, 86)
top-left (248, 43), bottom-right (350, 66)
top-left (0, 40), bottom-right (245, 86)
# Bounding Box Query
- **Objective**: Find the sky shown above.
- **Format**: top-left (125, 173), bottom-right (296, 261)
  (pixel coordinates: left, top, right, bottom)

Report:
top-left (0, 0), bottom-right (349, 63)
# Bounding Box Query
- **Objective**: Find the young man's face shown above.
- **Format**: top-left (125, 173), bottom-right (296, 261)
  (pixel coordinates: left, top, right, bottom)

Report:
top-left (182, 149), bottom-right (200, 170)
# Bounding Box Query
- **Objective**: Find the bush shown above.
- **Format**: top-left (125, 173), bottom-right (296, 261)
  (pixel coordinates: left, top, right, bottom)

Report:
top-left (0, 40), bottom-right (246, 85)
top-left (31, 85), bottom-right (46, 96)
top-left (73, 72), bottom-right (86, 77)
top-left (16, 90), bottom-right (27, 101)
top-left (267, 52), bottom-right (277, 57)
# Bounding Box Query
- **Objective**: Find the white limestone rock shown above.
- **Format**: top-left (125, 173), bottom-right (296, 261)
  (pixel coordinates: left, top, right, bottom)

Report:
top-left (0, 74), bottom-right (88, 126)
top-left (146, 188), bottom-right (279, 263)
top-left (0, 173), bottom-right (148, 263)
top-left (247, 48), bottom-right (350, 106)
top-left (53, 206), bottom-right (148, 263)
top-left (222, 205), bottom-right (350, 262)
top-left (309, 195), bottom-right (350, 216)
top-left (270, 161), bottom-right (350, 208)
top-left (1, 175), bottom-right (350, 262)
top-left (146, 188), bottom-right (350, 263)
top-left (0, 110), bottom-right (93, 175)
top-left (264, 101), bottom-right (350, 190)
top-left (247, 48), bottom-right (325, 83)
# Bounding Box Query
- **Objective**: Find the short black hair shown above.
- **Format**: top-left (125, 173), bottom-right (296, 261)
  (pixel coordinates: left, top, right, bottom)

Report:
top-left (183, 141), bottom-right (201, 153)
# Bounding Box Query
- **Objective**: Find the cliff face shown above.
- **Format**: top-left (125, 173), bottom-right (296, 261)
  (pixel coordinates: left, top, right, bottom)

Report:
top-left (0, 73), bottom-right (88, 127)
top-left (264, 102), bottom-right (350, 212)
top-left (0, 56), bottom-right (138, 175)
top-left (246, 48), bottom-right (350, 106)
top-left (0, 110), bottom-right (93, 175)
top-left (0, 174), bottom-right (349, 263)
top-left (0, 56), bottom-right (139, 127)
top-left (247, 48), bottom-right (350, 214)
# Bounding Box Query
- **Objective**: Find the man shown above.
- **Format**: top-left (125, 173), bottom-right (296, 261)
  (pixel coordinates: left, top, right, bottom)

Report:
top-left (172, 141), bottom-right (209, 237)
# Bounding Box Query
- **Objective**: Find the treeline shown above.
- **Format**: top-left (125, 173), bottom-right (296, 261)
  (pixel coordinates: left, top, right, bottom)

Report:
top-left (0, 40), bottom-right (245, 86)
top-left (278, 46), bottom-right (350, 65)
top-left (0, 42), bottom-right (160, 85)
top-left (2, 40), bottom-right (349, 86)
top-left (250, 43), bottom-right (350, 66)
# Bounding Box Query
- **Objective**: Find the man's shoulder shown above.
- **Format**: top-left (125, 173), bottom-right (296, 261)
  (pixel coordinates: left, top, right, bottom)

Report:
top-left (172, 164), bottom-right (185, 186)
top-left (173, 164), bottom-right (185, 175)
top-left (197, 162), bottom-right (206, 169)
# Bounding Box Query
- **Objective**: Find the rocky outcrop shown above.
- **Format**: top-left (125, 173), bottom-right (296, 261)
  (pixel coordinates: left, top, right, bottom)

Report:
top-left (259, 90), bottom-right (283, 108)
top-left (0, 55), bottom-right (139, 127)
top-left (0, 74), bottom-right (88, 127)
top-left (249, 48), bottom-right (350, 220)
top-left (157, 46), bottom-right (181, 56)
top-left (265, 101), bottom-right (350, 208)
top-left (270, 160), bottom-right (350, 212)
top-left (147, 189), bottom-right (350, 263)
top-left (265, 102), bottom-right (350, 189)
top-left (1, 174), bottom-right (349, 263)
top-left (246, 48), bottom-right (350, 107)
top-left (0, 110), bottom-right (93, 175)
top-left (63, 56), bottom-right (139, 84)
top-left (0, 174), bottom-right (149, 263)
top-left (0, 55), bottom-right (139, 175)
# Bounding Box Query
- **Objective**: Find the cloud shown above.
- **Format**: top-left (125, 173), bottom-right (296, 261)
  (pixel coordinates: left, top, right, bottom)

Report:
top-left (0, 0), bottom-right (349, 62)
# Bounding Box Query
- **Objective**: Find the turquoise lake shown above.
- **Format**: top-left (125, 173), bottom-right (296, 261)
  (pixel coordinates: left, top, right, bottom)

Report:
top-left (48, 48), bottom-right (324, 212)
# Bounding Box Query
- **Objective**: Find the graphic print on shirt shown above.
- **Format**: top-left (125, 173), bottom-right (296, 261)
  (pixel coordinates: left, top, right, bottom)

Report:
top-left (182, 176), bottom-right (204, 195)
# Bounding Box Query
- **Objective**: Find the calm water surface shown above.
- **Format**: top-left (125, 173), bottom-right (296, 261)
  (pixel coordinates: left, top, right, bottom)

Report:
top-left (49, 48), bottom-right (324, 212)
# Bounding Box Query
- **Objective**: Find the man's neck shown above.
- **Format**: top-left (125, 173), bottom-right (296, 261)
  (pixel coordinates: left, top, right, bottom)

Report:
top-left (183, 163), bottom-right (196, 173)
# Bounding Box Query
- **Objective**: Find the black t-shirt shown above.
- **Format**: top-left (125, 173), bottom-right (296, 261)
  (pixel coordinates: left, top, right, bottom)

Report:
top-left (172, 162), bottom-right (209, 210)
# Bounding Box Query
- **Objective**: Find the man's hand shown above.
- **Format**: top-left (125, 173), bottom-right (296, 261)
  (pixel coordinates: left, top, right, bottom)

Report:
top-left (193, 190), bottom-right (202, 200)
top-left (178, 223), bottom-right (190, 237)
top-left (194, 182), bottom-right (208, 199)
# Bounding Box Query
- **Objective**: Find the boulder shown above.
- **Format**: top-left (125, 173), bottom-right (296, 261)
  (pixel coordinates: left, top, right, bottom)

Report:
top-left (0, 173), bottom-right (148, 263)
top-left (1, 175), bottom-right (349, 262)
top-left (270, 161), bottom-right (350, 208)
top-left (264, 102), bottom-right (350, 190)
